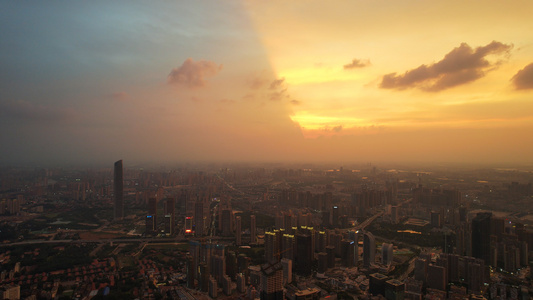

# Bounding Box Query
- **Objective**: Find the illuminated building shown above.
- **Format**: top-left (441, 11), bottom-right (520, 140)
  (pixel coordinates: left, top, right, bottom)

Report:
top-left (146, 197), bottom-right (157, 234)
top-left (281, 234), bottom-right (294, 260)
top-left (265, 231), bottom-right (280, 263)
top-left (185, 216), bottom-right (193, 235)
top-left (164, 197), bottom-right (175, 235)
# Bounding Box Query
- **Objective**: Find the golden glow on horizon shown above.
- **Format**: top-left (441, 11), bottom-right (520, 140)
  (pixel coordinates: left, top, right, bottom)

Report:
top-left (278, 66), bottom-right (367, 86)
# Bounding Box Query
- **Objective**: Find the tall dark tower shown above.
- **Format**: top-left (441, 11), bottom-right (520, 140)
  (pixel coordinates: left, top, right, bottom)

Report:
top-left (472, 212), bottom-right (492, 264)
top-left (113, 160), bottom-right (124, 220)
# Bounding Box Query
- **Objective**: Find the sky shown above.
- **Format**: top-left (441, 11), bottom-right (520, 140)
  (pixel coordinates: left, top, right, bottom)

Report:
top-left (1, 1), bottom-right (533, 166)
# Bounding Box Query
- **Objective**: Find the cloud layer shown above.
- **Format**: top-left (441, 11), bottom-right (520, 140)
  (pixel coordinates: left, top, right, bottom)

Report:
top-left (343, 58), bottom-right (371, 69)
top-left (511, 63), bottom-right (533, 90)
top-left (380, 41), bottom-right (512, 91)
top-left (167, 58), bottom-right (222, 88)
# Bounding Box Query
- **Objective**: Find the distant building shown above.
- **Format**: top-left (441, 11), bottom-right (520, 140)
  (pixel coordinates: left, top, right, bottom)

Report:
top-left (164, 198), bottom-right (175, 235)
top-left (369, 273), bottom-right (389, 296)
top-left (265, 231), bottom-right (280, 263)
top-left (0, 284), bottom-right (20, 300)
top-left (363, 231), bottom-right (376, 268)
top-left (431, 211), bottom-right (441, 228)
top-left (295, 234), bottom-right (312, 275)
top-left (250, 215), bottom-right (257, 244)
top-left (381, 243), bottom-right (394, 265)
top-left (113, 160), bottom-right (124, 220)
top-left (281, 258), bottom-right (292, 284)
top-left (146, 197), bottom-right (157, 234)
top-left (260, 261), bottom-right (284, 300)
top-left (209, 276), bottom-right (218, 298)
top-left (427, 264), bottom-right (446, 291)
top-left (472, 212), bottom-right (492, 264)
top-left (317, 252), bottom-right (328, 274)
top-left (194, 200), bottom-right (205, 236)
top-left (235, 216), bottom-right (242, 246)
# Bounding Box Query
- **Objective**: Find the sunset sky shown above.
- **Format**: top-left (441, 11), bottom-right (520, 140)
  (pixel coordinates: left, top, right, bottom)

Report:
top-left (1, 1), bottom-right (533, 166)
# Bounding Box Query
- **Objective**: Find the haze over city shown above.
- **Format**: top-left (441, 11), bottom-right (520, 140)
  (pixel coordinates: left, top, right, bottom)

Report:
top-left (1, 1), bottom-right (533, 166)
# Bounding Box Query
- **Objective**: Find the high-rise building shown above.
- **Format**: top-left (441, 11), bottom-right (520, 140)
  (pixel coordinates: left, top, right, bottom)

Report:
top-left (265, 231), bottom-right (280, 263)
top-left (260, 261), bottom-right (284, 300)
top-left (472, 212), bottom-right (492, 264)
top-left (209, 276), bottom-right (218, 298)
top-left (113, 160), bottom-right (124, 220)
top-left (221, 209), bottom-right (233, 237)
top-left (236, 273), bottom-right (246, 293)
top-left (195, 200), bottom-right (205, 236)
top-left (281, 234), bottom-right (294, 261)
top-left (332, 206), bottom-right (339, 227)
top-left (222, 275), bottom-right (232, 295)
top-left (295, 234), bottom-right (313, 275)
top-left (385, 279), bottom-right (405, 300)
top-left (381, 243), bottom-right (394, 265)
top-left (280, 258), bottom-right (292, 284)
top-left (341, 239), bottom-right (356, 268)
top-left (427, 264), bottom-right (446, 291)
top-left (414, 258), bottom-right (428, 283)
top-left (146, 197), bottom-right (157, 234)
top-left (318, 252), bottom-right (328, 273)
top-left (369, 273), bottom-right (389, 296)
top-left (326, 246), bottom-right (335, 268)
top-left (235, 216), bottom-right (242, 246)
top-left (226, 251), bottom-right (237, 280)
top-left (164, 198), bottom-right (175, 235)
top-left (250, 215), bottom-right (257, 244)
top-left (363, 231), bottom-right (376, 268)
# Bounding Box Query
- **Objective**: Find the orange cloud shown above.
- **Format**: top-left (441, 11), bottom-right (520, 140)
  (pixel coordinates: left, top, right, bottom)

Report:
top-left (380, 41), bottom-right (512, 91)
top-left (167, 58), bottom-right (222, 88)
top-left (343, 58), bottom-right (371, 69)
top-left (511, 62), bottom-right (533, 90)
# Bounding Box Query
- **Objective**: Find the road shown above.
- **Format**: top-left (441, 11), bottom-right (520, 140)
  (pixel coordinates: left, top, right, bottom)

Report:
top-left (0, 236), bottom-right (238, 247)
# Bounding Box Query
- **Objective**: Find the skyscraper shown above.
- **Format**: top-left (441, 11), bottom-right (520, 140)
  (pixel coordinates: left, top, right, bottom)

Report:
top-left (472, 212), bottom-right (492, 264)
top-left (250, 214), bottom-right (257, 244)
top-left (235, 215), bottom-right (242, 246)
top-left (145, 197), bottom-right (157, 234)
top-left (295, 234), bottom-right (313, 275)
top-left (113, 160), bottom-right (124, 220)
top-left (194, 200), bottom-right (205, 236)
top-left (260, 261), bottom-right (284, 300)
top-left (381, 243), bottom-right (394, 265)
top-left (164, 197), bottom-right (175, 235)
top-left (363, 231), bottom-right (376, 268)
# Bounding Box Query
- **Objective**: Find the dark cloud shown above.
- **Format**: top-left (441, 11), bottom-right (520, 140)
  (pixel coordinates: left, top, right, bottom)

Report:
top-left (290, 99), bottom-right (301, 105)
top-left (167, 58), bottom-right (222, 88)
top-left (380, 41), bottom-right (512, 91)
top-left (0, 100), bottom-right (76, 122)
top-left (269, 78), bottom-right (285, 90)
top-left (343, 58), bottom-right (371, 69)
top-left (511, 63), bottom-right (533, 90)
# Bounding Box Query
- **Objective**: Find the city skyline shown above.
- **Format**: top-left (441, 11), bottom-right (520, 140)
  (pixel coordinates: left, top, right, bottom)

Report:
top-left (1, 1), bottom-right (533, 166)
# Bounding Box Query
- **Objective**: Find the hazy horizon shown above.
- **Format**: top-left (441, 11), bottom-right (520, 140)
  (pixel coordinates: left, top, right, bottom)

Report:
top-left (2, 1), bottom-right (533, 166)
